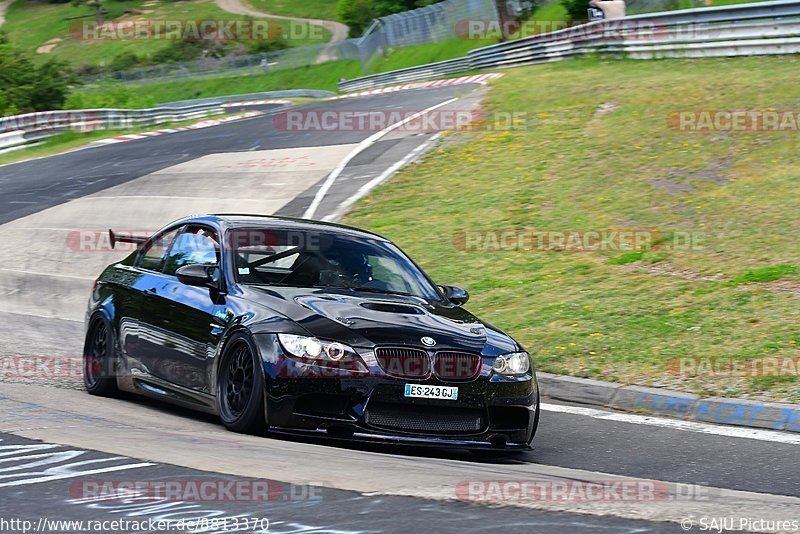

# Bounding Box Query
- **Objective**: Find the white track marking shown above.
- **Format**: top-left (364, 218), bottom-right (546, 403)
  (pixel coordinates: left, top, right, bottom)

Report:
top-left (0, 444), bottom-right (62, 457)
top-left (0, 441), bottom-right (156, 488)
top-left (0, 462), bottom-right (155, 487)
top-left (542, 403), bottom-right (800, 445)
top-left (322, 132), bottom-right (442, 222)
top-left (302, 97), bottom-right (458, 219)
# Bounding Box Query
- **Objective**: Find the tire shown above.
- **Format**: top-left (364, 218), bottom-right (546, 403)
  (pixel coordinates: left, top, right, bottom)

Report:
top-left (83, 316), bottom-right (119, 397)
top-left (216, 332), bottom-right (267, 434)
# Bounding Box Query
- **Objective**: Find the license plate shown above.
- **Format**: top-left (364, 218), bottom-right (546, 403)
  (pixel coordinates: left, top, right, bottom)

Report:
top-left (404, 384), bottom-right (459, 400)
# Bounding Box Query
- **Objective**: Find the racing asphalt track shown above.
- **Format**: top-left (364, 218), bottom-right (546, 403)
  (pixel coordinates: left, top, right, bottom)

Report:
top-left (0, 82), bottom-right (798, 533)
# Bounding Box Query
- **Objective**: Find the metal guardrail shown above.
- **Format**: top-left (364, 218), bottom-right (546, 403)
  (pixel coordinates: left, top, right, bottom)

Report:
top-left (338, 0), bottom-right (800, 91)
top-left (339, 57), bottom-right (471, 92)
top-left (0, 90), bottom-right (319, 153)
top-left (0, 102), bottom-right (225, 152)
top-left (0, 131), bottom-right (27, 152)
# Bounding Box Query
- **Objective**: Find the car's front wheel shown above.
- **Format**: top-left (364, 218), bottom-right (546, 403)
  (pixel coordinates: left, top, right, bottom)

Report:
top-left (216, 332), bottom-right (267, 434)
top-left (83, 316), bottom-right (119, 397)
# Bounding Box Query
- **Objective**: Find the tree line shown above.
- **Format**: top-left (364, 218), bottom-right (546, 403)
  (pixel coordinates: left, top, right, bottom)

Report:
top-left (337, 0), bottom-right (442, 36)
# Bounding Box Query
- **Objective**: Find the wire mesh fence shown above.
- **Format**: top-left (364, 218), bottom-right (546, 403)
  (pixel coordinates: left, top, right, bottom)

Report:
top-left (84, 41), bottom-right (357, 84)
top-left (86, 0), bottom-right (499, 84)
top-left (378, 0), bottom-right (499, 47)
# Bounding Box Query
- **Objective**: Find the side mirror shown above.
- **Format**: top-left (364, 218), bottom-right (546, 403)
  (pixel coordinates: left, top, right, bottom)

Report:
top-left (176, 264), bottom-right (219, 288)
top-left (440, 285), bottom-right (469, 306)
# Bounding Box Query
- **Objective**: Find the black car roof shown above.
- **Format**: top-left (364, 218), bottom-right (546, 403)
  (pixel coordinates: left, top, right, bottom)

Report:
top-left (174, 214), bottom-right (390, 242)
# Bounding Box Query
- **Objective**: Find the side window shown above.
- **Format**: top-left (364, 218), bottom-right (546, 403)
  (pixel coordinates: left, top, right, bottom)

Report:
top-left (138, 228), bottom-right (180, 272)
top-left (162, 226), bottom-right (220, 276)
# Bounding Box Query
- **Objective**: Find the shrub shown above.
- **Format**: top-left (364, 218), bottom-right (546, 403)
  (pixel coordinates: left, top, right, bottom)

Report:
top-left (64, 80), bottom-right (156, 109)
top-left (0, 43), bottom-right (76, 115)
top-left (562, 0), bottom-right (589, 23)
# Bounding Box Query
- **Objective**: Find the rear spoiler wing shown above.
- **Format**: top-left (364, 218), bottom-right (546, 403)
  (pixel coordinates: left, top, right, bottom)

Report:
top-left (108, 229), bottom-right (149, 250)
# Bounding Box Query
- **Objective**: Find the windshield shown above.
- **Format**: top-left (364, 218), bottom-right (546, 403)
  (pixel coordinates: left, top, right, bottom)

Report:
top-left (228, 227), bottom-right (441, 301)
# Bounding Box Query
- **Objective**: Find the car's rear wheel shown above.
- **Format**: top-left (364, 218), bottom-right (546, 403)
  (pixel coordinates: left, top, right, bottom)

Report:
top-left (83, 317), bottom-right (119, 397)
top-left (217, 333), bottom-right (267, 434)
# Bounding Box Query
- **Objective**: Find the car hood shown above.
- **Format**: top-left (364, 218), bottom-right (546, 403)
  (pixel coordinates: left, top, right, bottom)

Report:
top-left (241, 286), bottom-right (518, 354)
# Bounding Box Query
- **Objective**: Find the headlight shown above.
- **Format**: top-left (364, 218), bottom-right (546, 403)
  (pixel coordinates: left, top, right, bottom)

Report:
top-left (492, 352), bottom-right (531, 376)
top-left (278, 334), bottom-right (357, 363)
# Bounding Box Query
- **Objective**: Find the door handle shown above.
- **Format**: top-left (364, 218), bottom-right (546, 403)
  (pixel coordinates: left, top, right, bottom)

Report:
top-left (144, 287), bottom-right (157, 296)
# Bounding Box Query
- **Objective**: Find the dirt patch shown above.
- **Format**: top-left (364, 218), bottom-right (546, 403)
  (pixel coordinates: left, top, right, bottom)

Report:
top-left (658, 157), bottom-right (733, 193)
top-left (622, 261), bottom-right (726, 282)
top-left (689, 157), bottom-right (732, 185)
top-left (0, 0), bottom-right (12, 28)
top-left (650, 178), bottom-right (695, 194)
top-left (214, 0), bottom-right (349, 44)
top-left (749, 279), bottom-right (800, 295)
top-left (593, 100), bottom-right (621, 118)
top-left (619, 261), bottom-right (800, 297)
top-left (36, 37), bottom-right (63, 54)
top-left (654, 157), bottom-right (733, 194)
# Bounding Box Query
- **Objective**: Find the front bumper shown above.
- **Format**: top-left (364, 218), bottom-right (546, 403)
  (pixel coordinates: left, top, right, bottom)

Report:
top-left (254, 334), bottom-right (539, 449)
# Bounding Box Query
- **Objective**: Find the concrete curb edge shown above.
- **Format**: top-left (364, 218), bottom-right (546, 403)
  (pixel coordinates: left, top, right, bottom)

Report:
top-left (537, 372), bottom-right (800, 433)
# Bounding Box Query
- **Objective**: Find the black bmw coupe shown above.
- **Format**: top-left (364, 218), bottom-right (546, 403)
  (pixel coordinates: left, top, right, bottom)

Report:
top-left (84, 214), bottom-right (540, 450)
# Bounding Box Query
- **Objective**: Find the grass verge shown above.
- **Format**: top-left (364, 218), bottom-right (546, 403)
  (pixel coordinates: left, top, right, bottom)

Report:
top-left (343, 55), bottom-right (800, 402)
top-left (364, 38), bottom-right (496, 74)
